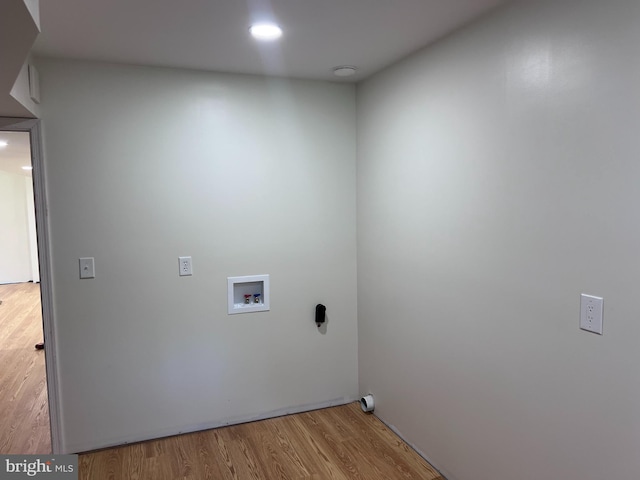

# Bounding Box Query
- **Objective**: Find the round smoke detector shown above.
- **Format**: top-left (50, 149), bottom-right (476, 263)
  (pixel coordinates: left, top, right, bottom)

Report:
top-left (333, 66), bottom-right (357, 77)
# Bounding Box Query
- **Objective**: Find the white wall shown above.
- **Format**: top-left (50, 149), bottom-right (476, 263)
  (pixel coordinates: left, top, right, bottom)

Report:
top-left (10, 56), bottom-right (41, 118)
top-left (0, 169), bottom-right (33, 283)
top-left (37, 59), bottom-right (358, 453)
top-left (357, 1), bottom-right (640, 479)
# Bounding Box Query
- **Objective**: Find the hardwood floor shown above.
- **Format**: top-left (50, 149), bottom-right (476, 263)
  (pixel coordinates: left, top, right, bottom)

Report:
top-left (80, 403), bottom-right (443, 480)
top-left (0, 282), bottom-right (51, 454)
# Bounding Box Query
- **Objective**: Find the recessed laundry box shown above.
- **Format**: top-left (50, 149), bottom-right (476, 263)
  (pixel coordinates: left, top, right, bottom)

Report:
top-left (227, 274), bottom-right (270, 314)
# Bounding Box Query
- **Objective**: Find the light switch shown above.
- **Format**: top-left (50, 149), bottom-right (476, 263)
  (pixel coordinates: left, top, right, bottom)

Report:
top-left (79, 257), bottom-right (95, 279)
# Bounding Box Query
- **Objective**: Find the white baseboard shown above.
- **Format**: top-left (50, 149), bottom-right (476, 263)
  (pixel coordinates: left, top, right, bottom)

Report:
top-left (66, 395), bottom-right (358, 454)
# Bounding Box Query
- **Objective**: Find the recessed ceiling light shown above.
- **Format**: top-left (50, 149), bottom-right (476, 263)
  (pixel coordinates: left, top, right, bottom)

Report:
top-left (0, 140), bottom-right (7, 148)
top-left (250, 23), bottom-right (283, 41)
top-left (22, 166), bottom-right (33, 171)
top-left (333, 66), bottom-right (357, 77)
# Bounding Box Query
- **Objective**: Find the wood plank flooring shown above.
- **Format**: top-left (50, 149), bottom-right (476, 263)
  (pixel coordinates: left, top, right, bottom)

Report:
top-left (0, 282), bottom-right (51, 454)
top-left (80, 403), bottom-right (443, 480)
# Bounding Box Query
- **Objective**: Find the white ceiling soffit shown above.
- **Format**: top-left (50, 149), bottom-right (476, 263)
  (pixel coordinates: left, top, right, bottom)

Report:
top-left (0, 0), bottom-right (40, 117)
top-left (0, 131), bottom-right (32, 177)
top-left (32, 0), bottom-right (506, 82)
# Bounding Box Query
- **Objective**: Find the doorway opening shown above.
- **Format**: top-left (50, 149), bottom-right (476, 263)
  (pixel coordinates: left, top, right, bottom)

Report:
top-left (0, 129), bottom-right (49, 453)
top-left (0, 119), bottom-right (60, 454)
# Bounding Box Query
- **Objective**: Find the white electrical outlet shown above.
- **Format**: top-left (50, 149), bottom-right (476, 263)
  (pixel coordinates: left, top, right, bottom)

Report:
top-left (79, 257), bottom-right (95, 279)
top-left (580, 294), bottom-right (603, 335)
top-left (178, 256), bottom-right (192, 276)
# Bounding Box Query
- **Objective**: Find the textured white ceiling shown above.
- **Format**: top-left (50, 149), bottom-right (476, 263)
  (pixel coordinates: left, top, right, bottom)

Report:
top-left (32, 0), bottom-right (506, 82)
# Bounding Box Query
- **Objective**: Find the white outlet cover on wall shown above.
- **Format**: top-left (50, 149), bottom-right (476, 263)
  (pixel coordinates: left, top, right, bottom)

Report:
top-left (178, 256), bottom-right (192, 276)
top-left (580, 293), bottom-right (603, 335)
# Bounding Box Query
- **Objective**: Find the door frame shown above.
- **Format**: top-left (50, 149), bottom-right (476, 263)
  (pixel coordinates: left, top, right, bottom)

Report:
top-left (0, 117), bottom-right (62, 454)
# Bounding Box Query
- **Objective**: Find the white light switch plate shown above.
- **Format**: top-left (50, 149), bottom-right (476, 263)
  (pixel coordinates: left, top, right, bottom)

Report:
top-left (580, 294), bottom-right (603, 335)
top-left (79, 257), bottom-right (95, 279)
